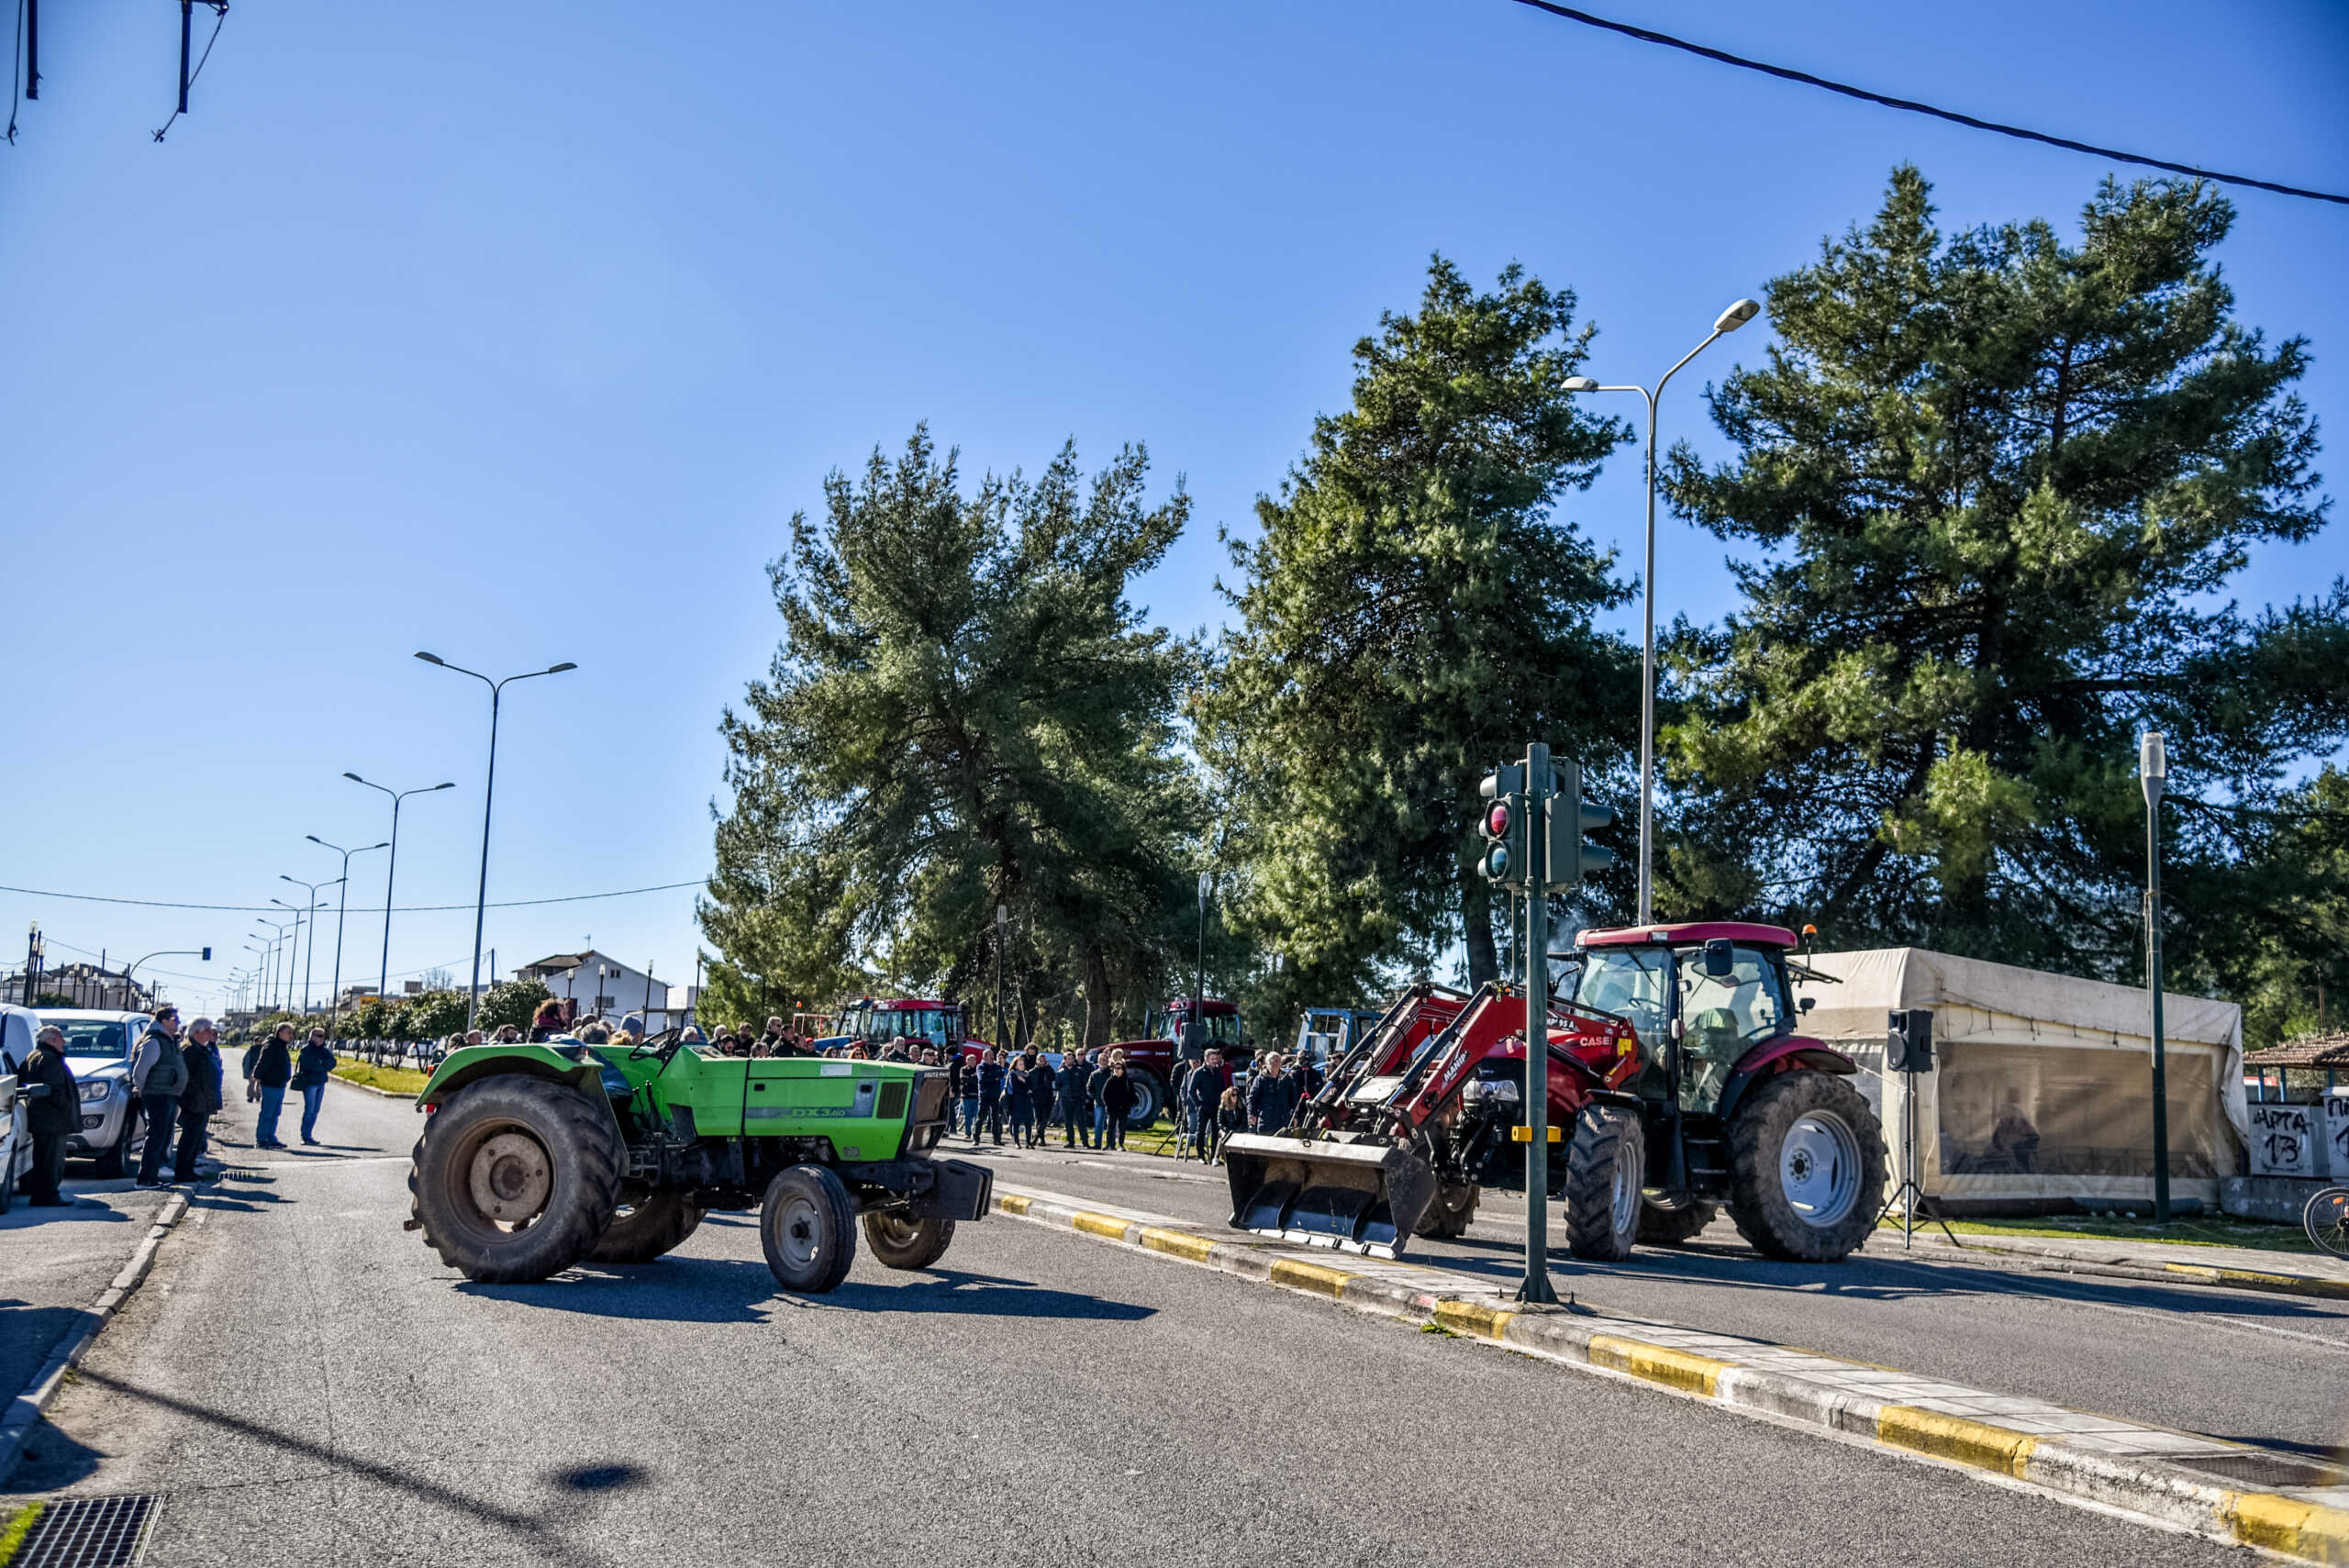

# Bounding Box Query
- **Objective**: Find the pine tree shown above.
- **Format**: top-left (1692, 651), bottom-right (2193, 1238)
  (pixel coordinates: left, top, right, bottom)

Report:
top-left (1662, 168), bottom-right (2340, 981)
top-left (701, 428), bottom-right (1200, 1047)
top-left (1211, 257), bottom-right (1637, 1005)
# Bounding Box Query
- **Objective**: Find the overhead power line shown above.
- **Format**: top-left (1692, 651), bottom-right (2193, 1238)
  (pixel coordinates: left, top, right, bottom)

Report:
top-left (1505, 1), bottom-right (2349, 208)
top-left (0, 879), bottom-right (707, 914)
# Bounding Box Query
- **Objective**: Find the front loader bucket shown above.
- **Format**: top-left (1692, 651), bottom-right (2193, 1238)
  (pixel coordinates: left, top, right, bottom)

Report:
top-left (1221, 1134), bottom-right (1437, 1259)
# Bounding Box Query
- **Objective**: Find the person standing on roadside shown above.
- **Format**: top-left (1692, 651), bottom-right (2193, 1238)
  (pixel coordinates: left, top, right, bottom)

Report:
top-left (974, 1047), bottom-right (1008, 1147)
top-left (1003, 1050), bottom-right (1034, 1147)
top-left (1185, 1047), bottom-right (1225, 1163)
top-left (20, 1025), bottom-right (77, 1207)
top-left (295, 1026), bottom-right (337, 1146)
top-left (1246, 1051), bottom-right (1298, 1134)
top-left (1099, 1057), bottom-right (1138, 1151)
top-left (947, 1047), bottom-right (971, 1136)
top-left (529, 1000), bottom-right (566, 1043)
top-left (1053, 1050), bottom-right (1085, 1148)
top-left (130, 1006), bottom-right (188, 1187)
top-left (249, 1022), bottom-right (295, 1148)
top-left (1086, 1050), bottom-right (1114, 1150)
top-left (1023, 1052), bottom-right (1055, 1149)
top-left (173, 1018), bottom-right (225, 1184)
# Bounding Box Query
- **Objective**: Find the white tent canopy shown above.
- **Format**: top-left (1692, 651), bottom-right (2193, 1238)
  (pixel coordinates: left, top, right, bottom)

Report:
top-left (1798, 948), bottom-right (2245, 1212)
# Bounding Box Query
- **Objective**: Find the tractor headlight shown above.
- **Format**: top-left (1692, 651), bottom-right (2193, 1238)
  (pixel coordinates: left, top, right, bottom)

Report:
top-left (81, 1080), bottom-right (113, 1104)
top-left (1462, 1078), bottom-right (1520, 1109)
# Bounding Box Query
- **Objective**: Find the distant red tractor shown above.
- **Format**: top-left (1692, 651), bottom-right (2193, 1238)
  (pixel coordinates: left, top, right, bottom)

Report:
top-left (1225, 921), bottom-right (1887, 1263)
top-left (947, 997), bottom-right (1251, 1128)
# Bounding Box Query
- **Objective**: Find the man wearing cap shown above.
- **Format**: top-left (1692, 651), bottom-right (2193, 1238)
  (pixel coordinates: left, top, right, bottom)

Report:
top-left (173, 1018), bottom-right (225, 1184)
top-left (20, 1025), bottom-right (77, 1207)
top-left (129, 1005), bottom-right (189, 1187)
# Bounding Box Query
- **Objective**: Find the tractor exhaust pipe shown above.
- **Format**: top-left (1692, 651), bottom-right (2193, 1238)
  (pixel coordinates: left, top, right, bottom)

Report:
top-left (1222, 1133), bottom-right (1439, 1258)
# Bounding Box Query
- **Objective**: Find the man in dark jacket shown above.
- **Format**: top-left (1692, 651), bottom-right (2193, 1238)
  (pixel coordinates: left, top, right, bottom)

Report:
top-left (1098, 1060), bottom-right (1138, 1151)
top-left (946, 1050), bottom-right (970, 1136)
top-left (1002, 1051), bottom-right (1033, 1146)
top-left (250, 1022), bottom-right (295, 1148)
top-left (131, 1006), bottom-right (188, 1187)
top-left (1246, 1052), bottom-right (1299, 1135)
top-left (1184, 1048), bottom-right (1226, 1162)
top-left (294, 1027), bottom-right (337, 1145)
top-left (1056, 1051), bottom-right (1089, 1148)
top-left (1022, 1053), bottom-right (1055, 1148)
top-left (20, 1025), bottom-right (77, 1206)
top-left (1085, 1051), bottom-right (1114, 1149)
top-left (973, 1048), bottom-right (1008, 1147)
top-left (173, 1018), bottom-right (226, 1184)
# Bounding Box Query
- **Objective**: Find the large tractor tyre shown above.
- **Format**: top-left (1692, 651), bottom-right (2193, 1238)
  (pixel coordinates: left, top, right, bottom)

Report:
top-left (1636, 1192), bottom-right (1719, 1246)
top-left (761, 1164), bottom-right (857, 1294)
top-left (1415, 1181), bottom-right (1480, 1240)
top-left (863, 1211), bottom-right (956, 1271)
top-left (1564, 1106), bottom-right (1645, 1262)
top-left (1124, 1070), bottom-right (1166, 1129)
top-left (1724, 1071), bottom-right (1887, 1262)
top-left (409, 1075), bottom-right (625, 1284)
top-left (95, 1104), bottom-right (139, 1179)
top-left (587, 1187), bottom-right (706, 1264)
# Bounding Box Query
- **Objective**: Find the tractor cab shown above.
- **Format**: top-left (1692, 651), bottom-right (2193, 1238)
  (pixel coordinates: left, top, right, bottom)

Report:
top-left (1570, 924), bottom-right (1812, 1113)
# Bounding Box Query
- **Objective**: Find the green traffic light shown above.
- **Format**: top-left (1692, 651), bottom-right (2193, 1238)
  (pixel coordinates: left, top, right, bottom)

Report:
top-left (1486, 847), bottom-right (1509, 877)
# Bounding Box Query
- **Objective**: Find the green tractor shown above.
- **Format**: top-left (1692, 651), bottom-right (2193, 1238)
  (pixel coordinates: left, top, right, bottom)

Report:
top-left (404, 1031), bottom-right (990, 1293)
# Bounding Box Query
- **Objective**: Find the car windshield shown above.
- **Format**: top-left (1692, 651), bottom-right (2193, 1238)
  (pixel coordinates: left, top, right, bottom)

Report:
top-left (40, 1017), bottom-right (132, 1058)
top-left (1572, 950), bottom-right (1672, 1048)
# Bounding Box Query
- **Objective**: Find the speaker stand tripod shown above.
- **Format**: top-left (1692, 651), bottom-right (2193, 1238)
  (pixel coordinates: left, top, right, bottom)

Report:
top-left (1874, 1064), bottom-right (1960, 1249)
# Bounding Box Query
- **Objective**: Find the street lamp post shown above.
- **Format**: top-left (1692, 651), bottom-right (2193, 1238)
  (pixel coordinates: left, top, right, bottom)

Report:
top-left (415, 652), bottom-right (578, 1029)
top-left (277, 879), bottom-right (340, 1016)
top-left (308, 836), bottom-right (388, 1037)
top-left (344, 774), bottom-right (455, 1015)
top-left (2141, 731), bottom-right (2172, 1225)
top-left (1565, 297), bottom-right (1762, 925)
top-left (995, 904), bottom-right (1009, 1053)
top-left (1191, 870), bottom-right (1211, 1060)
top-left (268, 902), bottom-right (309, 1010)
top-left (254, 923), bottom-right (290, 1012)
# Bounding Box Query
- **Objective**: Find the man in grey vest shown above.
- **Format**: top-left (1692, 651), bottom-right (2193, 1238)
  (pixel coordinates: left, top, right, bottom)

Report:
top-left (130, 1005), bottom-right (189, 1187)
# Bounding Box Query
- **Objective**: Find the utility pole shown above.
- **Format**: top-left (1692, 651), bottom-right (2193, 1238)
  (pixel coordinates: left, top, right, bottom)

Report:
top-left (996, 905), bottom-right (1010, 1053)
top-left (1191, 871), bottom-right (1211, 1061)
top-left (1519, 742), bottom-right (1556, 1305)
top-left (2141, 732), bottom-right (2172, 1224)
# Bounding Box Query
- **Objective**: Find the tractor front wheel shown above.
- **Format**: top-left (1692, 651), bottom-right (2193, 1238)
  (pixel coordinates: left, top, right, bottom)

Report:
top-left (587, 1187), bottom-right (705, 1264)
top-left (863, 1211), bottom-right (955, 1271)
top-left (1636, 1192), bottom-right (1718, 1246)
top-left (761, 1165), bottom-right (857, 1294)
top-left (1416, 1181), bottom-right (1480, 1240)
top-left (1564, 1106), bottom-right (1644, 1262)
top-left (410, 1075), bottom-right (624, 1284)
top-left (1725, 1071), bottom-right (1886, 1262)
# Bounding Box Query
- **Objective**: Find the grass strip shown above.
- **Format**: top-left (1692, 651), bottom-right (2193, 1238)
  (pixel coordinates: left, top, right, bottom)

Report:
top-left (0, 1501), bottom-right (45, 1567)
top-left (332, 1061), bottom-right (431, 1096)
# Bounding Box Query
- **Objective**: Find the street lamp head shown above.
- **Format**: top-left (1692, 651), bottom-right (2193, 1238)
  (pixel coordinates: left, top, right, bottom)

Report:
top-left (280, 875), bottom-right (297, 886)
top-left (1715, 298), bottom-right (1763, 333)
top-left (548, 662), bottom-right (578, 674)
top-left (2141, 730), bottom-right (2168, 806)
top-left (414, 651), bottom-right (444, 666)
top-left (432, 781), bottom-right (455, 791)
top-left (369, 840), bottom-right (389, 851)
top-left (306, 835), bottom-right (325, 846)
top-left (1564, 376), bottom-right (1599, 393)
top-left (343, 772), bottom-right (366, 784)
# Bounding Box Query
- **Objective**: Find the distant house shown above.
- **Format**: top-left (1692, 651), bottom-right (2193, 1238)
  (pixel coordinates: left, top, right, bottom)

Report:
top-left (5, 962), bottom-right (157, 1012)
top-left (518, 950), bottom-right (668, 1022)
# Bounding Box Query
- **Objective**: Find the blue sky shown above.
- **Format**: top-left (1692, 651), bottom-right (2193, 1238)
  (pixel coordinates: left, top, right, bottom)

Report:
top-left (6, 0), bottom-right (2345, 1018)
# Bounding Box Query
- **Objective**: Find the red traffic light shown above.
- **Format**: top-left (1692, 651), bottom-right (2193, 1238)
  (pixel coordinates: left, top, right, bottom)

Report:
top-left (1486, 803), bottom-right (1511, 837)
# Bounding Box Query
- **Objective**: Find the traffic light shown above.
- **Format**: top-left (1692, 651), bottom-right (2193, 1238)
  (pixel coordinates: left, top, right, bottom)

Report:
top-left (1545, 762), bottom-right (1617, 887)
top-left (1477, 763), bottom-right (1526, 884)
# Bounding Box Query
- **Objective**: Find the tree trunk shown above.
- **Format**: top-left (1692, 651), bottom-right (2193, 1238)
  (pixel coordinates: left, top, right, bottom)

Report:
top-left (1081, 940), bottom-right (1113, 1051)
top-left (1462, 867), bottom-right (1500, 987)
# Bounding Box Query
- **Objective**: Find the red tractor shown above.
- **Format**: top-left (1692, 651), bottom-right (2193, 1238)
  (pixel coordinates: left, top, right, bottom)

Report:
top-left (1223, 921), bottom-right (1886, 1263)
top-left (1101, 998), bottom-right (1252, 1126)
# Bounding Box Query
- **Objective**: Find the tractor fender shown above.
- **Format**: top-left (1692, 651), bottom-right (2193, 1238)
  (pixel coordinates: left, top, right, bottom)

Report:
top-left (417, 1044), bottom-right (617, 1127)
top-left (1715, 1037), bottom-right (1859, 1125)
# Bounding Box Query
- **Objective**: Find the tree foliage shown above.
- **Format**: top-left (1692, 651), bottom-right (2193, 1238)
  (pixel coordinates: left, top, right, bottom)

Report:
top-left (1661, 168), bottom-right (2341, 984)
top-left (702, 427), bottom-right (1202, 1050)
top-left (1208, 255), bottom-right (1637, 1016)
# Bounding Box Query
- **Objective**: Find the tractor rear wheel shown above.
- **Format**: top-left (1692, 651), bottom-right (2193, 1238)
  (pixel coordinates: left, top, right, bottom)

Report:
top-left (1725, 1071), bottom-right (1886, 1262)
top-left (1564, 1106), bottom-right (1644, 1262)
top-left (410, 1075), bottom-right (624, 1284)
top-left (1636, 1192), bottom-right (1718, 1246)
top-left (588, 1187), bottom-right (705, 1264)
top-left (1415, 1181), bottom-right (1480, 1240)
top-left (761, 1165), bottom-right (857, 1294)
top-left (1124, 1070), bottom-right (1165, 1129)
top-left (863, 1211), bottom-right (955, 1271)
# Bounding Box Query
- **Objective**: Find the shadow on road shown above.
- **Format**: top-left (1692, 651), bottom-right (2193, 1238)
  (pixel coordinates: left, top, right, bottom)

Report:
top-left (819, 1266), bottom-right (1156, 1321)
top-left (0, 1202), bottom-right (137, 1232)
top-left (454, 1259), bottom-right (1156, 1324)
top-left (7, 1364), bottom-right (640, 1568)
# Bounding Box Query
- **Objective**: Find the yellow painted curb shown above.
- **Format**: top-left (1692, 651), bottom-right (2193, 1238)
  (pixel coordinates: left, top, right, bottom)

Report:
top-left (2161, 1261), bottom-right (2349, 1301)
top-left (1876, 1407), bottom-right (2038, 1478)
top-left (996, 1194), bottom-right (1031, 1216)
top-left (1432, 1299), bottom-right (1515, 1340)
top-left (1586, 1335), bottom-right (1730, 1396)
top-left (1073, 1211), bottom-right (1133, 1240)
top-left (1139, 1227), bottom-right (1219, 1262)
top-left (2227, 1492), bottom-right (2349, 1563)
top-left (1267, 1258), bottom-right (1353, 1298)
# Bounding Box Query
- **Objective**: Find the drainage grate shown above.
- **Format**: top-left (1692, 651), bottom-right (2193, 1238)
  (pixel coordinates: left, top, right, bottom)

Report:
top-left (14, 1496), bottom-right (161, 1568)
top-left (2165, 1449), bottom-right (2342, 1489)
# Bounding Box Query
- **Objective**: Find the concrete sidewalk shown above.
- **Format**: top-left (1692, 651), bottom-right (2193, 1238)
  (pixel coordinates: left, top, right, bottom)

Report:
top-left (996, 1178), bottom-right (2349, 1563)
top-left (0, 1183), bottom-right (176, 1404)
top-left (1875, 1222), bottom-right (2349, 1297)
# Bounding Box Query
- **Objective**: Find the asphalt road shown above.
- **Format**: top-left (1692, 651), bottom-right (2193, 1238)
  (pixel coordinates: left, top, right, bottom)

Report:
top-left (952, 1137), bottom-right (2349, 1459)
top-left (5, 1081), bottom-right (2260, 1567)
